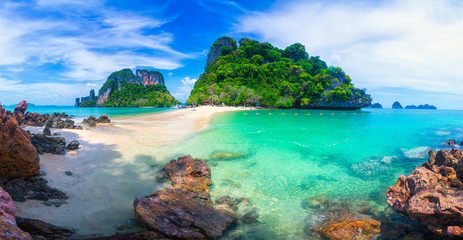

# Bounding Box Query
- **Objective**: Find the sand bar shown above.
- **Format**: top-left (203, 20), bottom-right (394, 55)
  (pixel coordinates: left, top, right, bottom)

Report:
top-left (14, 106), bottom-right (249, 236)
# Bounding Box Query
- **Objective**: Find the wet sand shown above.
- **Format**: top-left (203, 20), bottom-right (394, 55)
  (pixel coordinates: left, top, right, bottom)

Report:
top-left (14, 106), bottom-right (249, 237)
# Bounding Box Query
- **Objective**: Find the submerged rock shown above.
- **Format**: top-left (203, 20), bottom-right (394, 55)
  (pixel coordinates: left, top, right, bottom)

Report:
top-left (211, 152), bottom-right (246, 160)
top-left (15, 217), bottom-right (75, 239)
top-left (31, 134), bottom-right (66, 155)
top-left (134, 155), bottom-right (240, 239)
top-left (387, 148), bottom-right (463, 237)
top-left (0, 187), bottom-right (33, 239)
top-left (311, 209), bottom-right (381, 240)
top-left (0, 105), bottom-right (40, 180)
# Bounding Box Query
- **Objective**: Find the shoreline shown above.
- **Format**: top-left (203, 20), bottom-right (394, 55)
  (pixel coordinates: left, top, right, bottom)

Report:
top-left (14, 105), bottom-right (250, 236)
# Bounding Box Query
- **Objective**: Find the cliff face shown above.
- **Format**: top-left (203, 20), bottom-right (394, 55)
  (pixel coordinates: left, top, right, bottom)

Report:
top-left (96, 87), bottom-right (112, 106)
top-left (136, 69), bottom-right (164, 86)
top-left (206, 37), bottom-right (237, 69)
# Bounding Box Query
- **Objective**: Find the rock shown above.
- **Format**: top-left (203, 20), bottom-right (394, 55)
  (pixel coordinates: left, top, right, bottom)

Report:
top-left (387, 148), bottom-right (463, 237)
top-left (13, 100), bottom-right (28, 115)
top-left (392, 101), bottom-right (403, 109)
top-left (215, 196), bottom-right (259, 224)
top-left (75, 97), bottom-right (80, 107)
top-left (97, 114), bottom-right (110, 123)
top-left (43, 127), bottom-right (51, 136)
top-left (15, 217), bottom-right (74, 239)
top-left (405, 104), bottom-right (437, 110)
top-left (31, 134), bottom-right (66, 155)
top-left (65, 171), bottom-right (73, 176)
top-left (369, 102), bottom-right (382, 108)
top-left (0, 187), bottom-right (33, 239)
top-left (97, 87), bottom-right (112, 106)
top-left (2, 176), bottom-right (68, 203)
top-left (18, 109), bottom-right (82, 129)
top-left (136, 69), bottom-right (164, 86)
top-left (87, 231), bottom-right (169, 240)
top-left (134, 155), bottom-right (236, 239)
top-left (446, 139), bottom-right (456, 146)
top-left (311, 209), bottom-right (381, 240)
top-left (211, 152), bottom-right (246, 160)
top-left (53, 132), bottom-right (61, 136)
top-left (207, 37), bottom-right (237, 68)
top-left (66, 140), bottom-right (79, 150)
top-left (0, 105), bottom-right (40, 180)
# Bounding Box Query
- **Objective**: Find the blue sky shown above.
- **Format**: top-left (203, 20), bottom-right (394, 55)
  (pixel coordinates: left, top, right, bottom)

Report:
top-left (0, 0), bottom-right (462, 109)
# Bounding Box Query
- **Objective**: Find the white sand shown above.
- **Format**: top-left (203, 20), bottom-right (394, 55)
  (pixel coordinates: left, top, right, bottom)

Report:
top-left (14, 106), bottom-right (249, 237)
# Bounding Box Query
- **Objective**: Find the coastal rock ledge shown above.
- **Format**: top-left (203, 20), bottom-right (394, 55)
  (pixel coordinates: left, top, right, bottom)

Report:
top-left (133, 155), bottom-right (251, 239)
top-left (387, 148), bottom-right (463, 237)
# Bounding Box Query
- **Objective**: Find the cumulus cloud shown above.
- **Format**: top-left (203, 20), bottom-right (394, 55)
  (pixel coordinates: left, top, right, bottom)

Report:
top-left (236, 0), bottom-right (463, 98)
top-left (173, 77), bottom-right (197, 102)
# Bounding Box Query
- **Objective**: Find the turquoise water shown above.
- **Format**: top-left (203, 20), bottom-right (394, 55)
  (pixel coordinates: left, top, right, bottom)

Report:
top-left (2, 106), bottom-right (172, 119)
top-left (156, 108), bottom-right (463, 239)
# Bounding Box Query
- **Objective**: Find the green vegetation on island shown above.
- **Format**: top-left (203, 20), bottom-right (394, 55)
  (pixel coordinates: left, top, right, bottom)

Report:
top-left (77, 69), bottom-right (179, 107)
top-left (187, 37), bottom-right (371, 109)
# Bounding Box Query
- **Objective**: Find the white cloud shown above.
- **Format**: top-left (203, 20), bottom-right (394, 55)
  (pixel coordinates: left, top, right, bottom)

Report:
top-left (236, 0), bottom-right (463, 97)
top-left (173, 77), bottom-right (197, 102)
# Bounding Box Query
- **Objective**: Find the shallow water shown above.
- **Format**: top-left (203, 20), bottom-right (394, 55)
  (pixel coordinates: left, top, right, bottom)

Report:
top-left (13, 107), bottom-right (463, 239)
top-left (153, 108), bottom-right (463, 239)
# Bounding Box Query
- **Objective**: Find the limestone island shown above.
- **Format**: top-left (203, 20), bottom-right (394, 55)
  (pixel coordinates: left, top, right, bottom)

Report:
top-left (187, 37), bottom-right (371, 110)
top-left (76, 69), bottom-right (179, 107)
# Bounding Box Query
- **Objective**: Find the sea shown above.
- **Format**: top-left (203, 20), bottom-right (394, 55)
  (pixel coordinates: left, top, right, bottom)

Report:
top-left (6, 106), bottom-right (463, 239)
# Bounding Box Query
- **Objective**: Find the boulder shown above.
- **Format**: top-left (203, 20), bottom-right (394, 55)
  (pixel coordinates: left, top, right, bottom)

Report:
top-left (97, 114), bottom-right (111, 123)
top-left (43, 127), bottom-right (51, 136)
top-left (387, 149), bottom-right (463, 237)
top-left (15, 217), bottom-right (74, 239)
top-left (0, 105), bottom-right (40, 180)
top-left (0, 187), bottom-right (33, 239)
top-left (30, 134), bottom-right (66, 155)
top-left (446, 139), bottom-right (456, 146)
top-left (13, 100), bottom-right (28, 115)
top-left (83, 116), bottom-right (97, 127)
top-left (66, 140), bottom-right (79, 150)
top-left (134, 155), bottom-right (236, 239)
top-left (2, 176), bottom-right (68, 202)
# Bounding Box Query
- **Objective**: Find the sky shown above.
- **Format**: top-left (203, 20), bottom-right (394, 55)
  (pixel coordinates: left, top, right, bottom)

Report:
top-left (0, 0), bottom-right (462, 109)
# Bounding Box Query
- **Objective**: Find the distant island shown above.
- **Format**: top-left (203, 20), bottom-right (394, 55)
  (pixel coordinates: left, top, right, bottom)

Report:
top-left (392, 101), bottom-right (403, 109)
top-left (187, 37), bottom-right (371, 109)
top-left (76, 69), bottom-right (179, 107)
top-left (405, 104), bottom-right (437, 109)
top-left (370, 103), bottom-right (382, 108)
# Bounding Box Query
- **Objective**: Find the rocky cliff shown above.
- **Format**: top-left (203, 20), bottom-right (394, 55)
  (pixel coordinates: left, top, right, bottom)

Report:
top-left (206, 36), bottom-right (237, 69)
top-left (135, 69), bottom-right (164, 86)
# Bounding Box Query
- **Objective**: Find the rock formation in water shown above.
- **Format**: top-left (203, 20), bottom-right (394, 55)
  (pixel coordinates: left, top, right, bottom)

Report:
top-left (392, 101), bottom-right (403, 109)
top-left (131, 155), bottom-right (257, 239)
top-left (369, 102), bottom-right (382, 108)
top-left (0, 187), bottom-right (33, 239)
top-left (387, 148), bottom-right (463, 237)
top-left (78, 69), bottom-right (178, 107)
top-left (0, 105), bottom-right (40, 180)
top-left (405, 104), bottom-right (437, 110)
top-left (188, 37), bottom-right (371, 109)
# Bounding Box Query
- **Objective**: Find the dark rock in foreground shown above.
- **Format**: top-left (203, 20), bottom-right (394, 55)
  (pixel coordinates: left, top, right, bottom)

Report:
top-left (392, 101), bottom-right (403, 109)
top-left (387, 148), bottom-right (463, 237)
top-left (0, 187), bottom-right (33, 239)
top-left (0, 105), bottom-right (40, 180)
top-left (43, 127), bottom-right (51, 136)
top-left (134, 155), bottom-right (235, 239)
top-left (15, 217), bottom-right (75, 239)
top-left (31, 134), bottom-right (66, 155)
top-left (2, 176), bottom-right (68, 203)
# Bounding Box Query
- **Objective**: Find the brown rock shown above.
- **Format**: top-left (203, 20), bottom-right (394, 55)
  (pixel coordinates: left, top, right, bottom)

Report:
top-left (312, 209), bottom-right (381, 240)
top-left (0, 105), bottom-right (40, 180)
top-left (387, 149), bottom-right (463, 237)
top-left (0, 187), bottom-right (33, 239)
top-left (15, 217), bottom-right (74, 239)
top-left (13, 100), bottom-right (28, 115)
top-left (134, 155), bottom-right (235, 239)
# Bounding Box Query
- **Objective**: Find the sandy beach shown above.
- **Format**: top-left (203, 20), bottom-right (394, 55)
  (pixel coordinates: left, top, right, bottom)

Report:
top-left (14, 106), bottom-right (249, 237)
